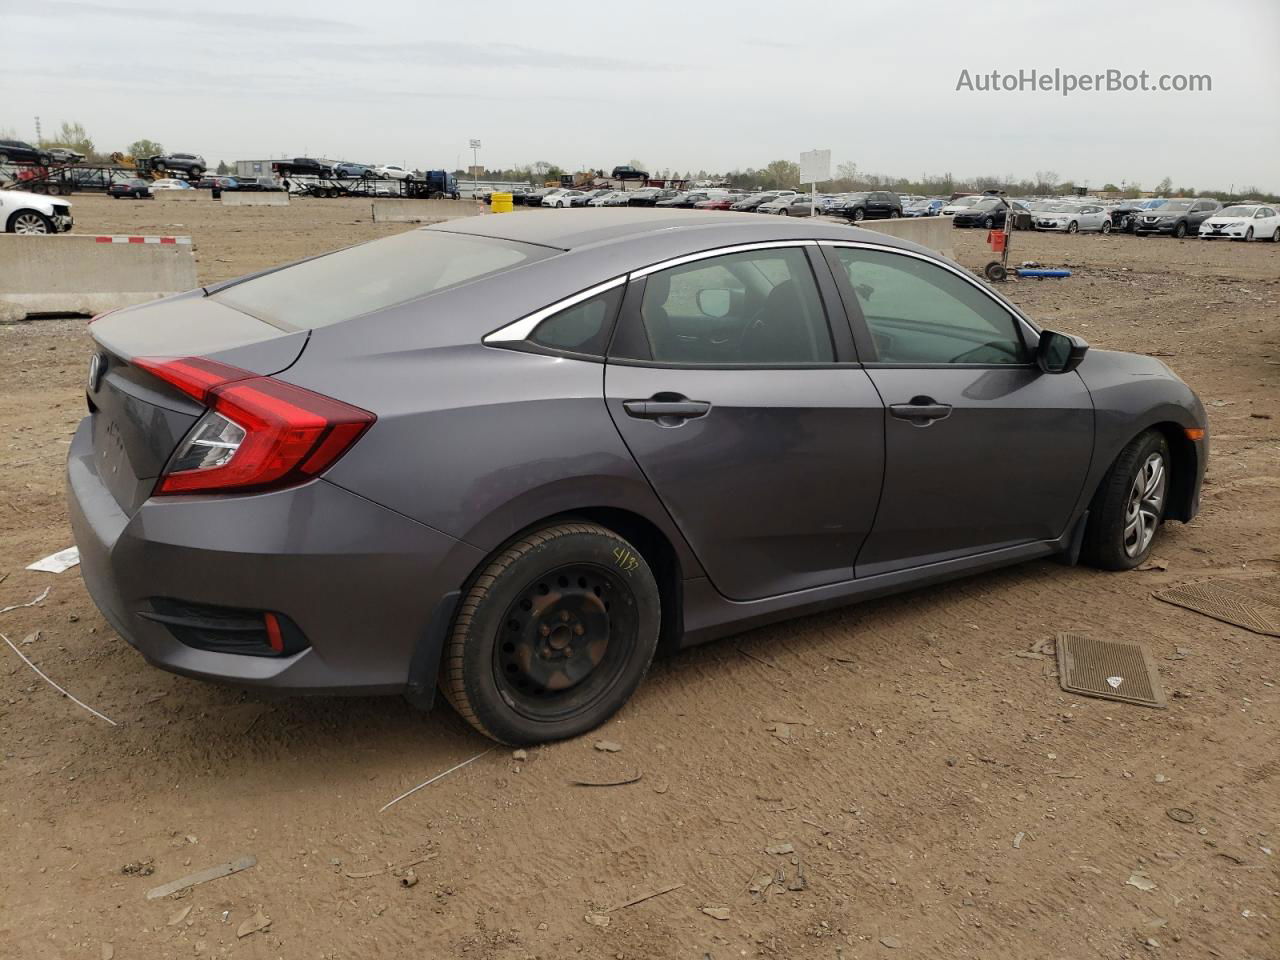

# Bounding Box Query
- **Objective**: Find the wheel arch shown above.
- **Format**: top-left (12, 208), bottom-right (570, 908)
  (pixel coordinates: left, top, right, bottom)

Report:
top-left (1149, 420), bottom-right (1199, 522)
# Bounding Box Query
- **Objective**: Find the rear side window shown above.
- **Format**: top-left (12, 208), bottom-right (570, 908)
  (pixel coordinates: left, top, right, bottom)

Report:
top-left (528, 285), bottom-right (623, 357)
top-left (213, 230), bottom-right (550, 329)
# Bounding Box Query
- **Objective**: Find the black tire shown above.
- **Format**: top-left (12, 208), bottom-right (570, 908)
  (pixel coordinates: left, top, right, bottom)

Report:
top-left (190, 167), bottom-right (204, 178)
top-left (984, 261), bottom-right (1007, 282)
top-left (1067, 220), bottom-right (1079, 234)
top-left (983, 216), bottom-right (995, 229)
top-left (1174, 221), bottom-right (1187, 238)
top-left (1244, 227), bottom-right (1254, 242)
top-left (1080, 430), bottom-right (1171, 571)
top-left (441, 522), bottom-right (662, 744)
top-left (1272, 227), bottom-right (1280, 243)
top-left (0, 152), bottom-right (7, 164)
top-left (852, 208), bottom-right (865, 222)
top-left (890, 210), bottom-right (901, 219)
top-left (1101, 220), bottom-right (1112, 234)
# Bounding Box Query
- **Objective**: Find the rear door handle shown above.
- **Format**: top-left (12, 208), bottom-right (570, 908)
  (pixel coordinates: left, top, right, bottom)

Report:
top-left (889, 398), bottom-right (952, 425)
top-left (623, 399), bottom-right (712, 421)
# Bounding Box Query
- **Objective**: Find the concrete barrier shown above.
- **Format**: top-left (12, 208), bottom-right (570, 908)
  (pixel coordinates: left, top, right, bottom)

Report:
top-left (854, 216), bottom-right (955, 259)
top-left (0, 235), bottom-right (197, 322)
top-left (370, 198), bottom-right (481, 223)
top-left (154, 191), bottom-right (203, 202)
top-left (220, 191), bottom-right (289, 206)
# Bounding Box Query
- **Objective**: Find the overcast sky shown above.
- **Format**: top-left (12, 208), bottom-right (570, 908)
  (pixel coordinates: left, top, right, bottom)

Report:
top-left (4, 0), bottom-right (1278, 191)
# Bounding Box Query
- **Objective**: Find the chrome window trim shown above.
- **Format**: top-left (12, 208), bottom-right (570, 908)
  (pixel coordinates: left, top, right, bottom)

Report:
top-left (817, 239), bottom-right (1042, 339)
top-left (482, 275), bottom-right (627, 343)
top-left (483, 241), bottom-right (819, 345)
top-left (630, 239), bottom-right (817, 279)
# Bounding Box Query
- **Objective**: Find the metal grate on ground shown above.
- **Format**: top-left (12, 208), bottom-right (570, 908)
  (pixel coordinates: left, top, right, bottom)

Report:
top-left (1153, 580), bottom-right (1280, 638)
top-left (1055, 632), bottom-right (1166, 708)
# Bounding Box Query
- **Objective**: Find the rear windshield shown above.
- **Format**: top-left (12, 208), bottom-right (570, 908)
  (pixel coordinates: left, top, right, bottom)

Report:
top-left (212, 230), bottom-right (550, 329)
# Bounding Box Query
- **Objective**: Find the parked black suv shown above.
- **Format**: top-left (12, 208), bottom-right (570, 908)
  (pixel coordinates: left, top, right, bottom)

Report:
top-left (0, 139), bottom-right (53, 167)
top-left (611, 165), bottom-right (649, 181)
top-left (836, 191), bottom-right (903, 221)
top-left (152, 153), bottom-right (207, 177)
top-left (1133, 197), bottom-right (1221, 238)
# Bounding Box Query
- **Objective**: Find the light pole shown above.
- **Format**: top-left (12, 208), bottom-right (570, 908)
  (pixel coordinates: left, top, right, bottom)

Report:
top-left (469, 139), bottom-right (481, 199)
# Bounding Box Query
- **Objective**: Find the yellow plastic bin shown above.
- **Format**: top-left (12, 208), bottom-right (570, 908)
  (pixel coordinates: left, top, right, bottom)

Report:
top-left (491, 192), bottom-right (513, 213)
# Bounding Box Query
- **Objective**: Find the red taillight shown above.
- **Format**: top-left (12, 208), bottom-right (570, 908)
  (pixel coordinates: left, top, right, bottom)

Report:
top-left (133, 356), bottom-right (375, 495)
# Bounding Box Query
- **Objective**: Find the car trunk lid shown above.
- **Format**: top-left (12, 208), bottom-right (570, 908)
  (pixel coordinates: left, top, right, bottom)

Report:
top-left (85, 295), bottom-right (308, 515)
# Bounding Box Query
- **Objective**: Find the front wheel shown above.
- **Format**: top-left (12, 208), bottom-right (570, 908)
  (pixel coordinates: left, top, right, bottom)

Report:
top-left (440, 522), bottom-right (662, 745)
top-left (1080, 430), bottom-right (1170, 570)
top-left (1174, 221), bottom-right (1187, 238)
top-left (8, 211), bottom-right (54, 234)
top-left (1244, 227), bottom-right (1254, 242)
top-left (1067, 220), bottom-right (1079, 234)
top-left (983, 216), bottom-right (995, 229)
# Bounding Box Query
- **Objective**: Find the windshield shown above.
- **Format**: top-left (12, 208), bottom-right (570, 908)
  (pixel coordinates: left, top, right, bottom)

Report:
top-left (950, 197), bottom-right (979, 207)
top-left (1160, 200), bottom-right (1193, 212)
top-left (1217, 205), bottom-right (1257, 216)
top-left (974, 198), bottom-right (1002, 209)
top-left (213, 230), bottom-right (550, 329)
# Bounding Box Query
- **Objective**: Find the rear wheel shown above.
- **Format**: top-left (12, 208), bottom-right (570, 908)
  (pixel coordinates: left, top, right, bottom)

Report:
top-left (1101, 220), bottom-right (1112, 234)
top-left (890, 210), bottom-right (901, 219)
top-left (8, 211), bottom-right (54, 234)
top-left (1080, 430), bottom-right (1170, 570)
top-left (1272, 227), bottom-right (1280, 242)
top-left (852, 208), bottom-right (865, 222)
top-left (441, 522), bottom-right (661, 744)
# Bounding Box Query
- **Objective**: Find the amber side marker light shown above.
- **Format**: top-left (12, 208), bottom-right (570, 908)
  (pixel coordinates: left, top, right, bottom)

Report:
top-left (1184, 428), bottom-right (1206, 441)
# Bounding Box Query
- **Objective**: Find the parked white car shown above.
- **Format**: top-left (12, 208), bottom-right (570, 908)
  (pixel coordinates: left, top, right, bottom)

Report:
top-left (1199, 204), bottom-right (1280, 242)
top-left (374, 164), bottom-right (412, 181)
top-left (588, 191), bottom-right (629, 207)
top-left (0, 189), bottom-right (74, 233)
top-left (150, 178), bottom-right (193, 190)
top-left (543, 189), bottom-right (585, 208)
top-left (939, 196), bottom-right (981, 216)
top-left (1033, 202), bottom-right (1112, 233)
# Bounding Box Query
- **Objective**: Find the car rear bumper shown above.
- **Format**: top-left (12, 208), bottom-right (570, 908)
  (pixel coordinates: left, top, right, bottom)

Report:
top-left (66, 417), bottom-right (483, 695)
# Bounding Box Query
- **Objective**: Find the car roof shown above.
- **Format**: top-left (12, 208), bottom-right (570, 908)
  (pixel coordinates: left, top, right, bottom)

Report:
top-left (426, 208), bottom-right (933, 258)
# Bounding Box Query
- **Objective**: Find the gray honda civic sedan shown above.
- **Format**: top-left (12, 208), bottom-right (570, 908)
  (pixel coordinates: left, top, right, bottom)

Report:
top-left (68, 210), bottom-right (1207, 744)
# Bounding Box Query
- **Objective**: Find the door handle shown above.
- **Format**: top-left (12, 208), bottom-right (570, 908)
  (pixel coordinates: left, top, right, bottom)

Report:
top-left (889, 397), bottom-right (952, 425)
top-left (623, 399), bottom-right (712, 421)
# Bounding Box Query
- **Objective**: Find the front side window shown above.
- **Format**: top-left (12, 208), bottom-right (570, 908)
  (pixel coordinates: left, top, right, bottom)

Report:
top-left (625, 247), bottom-right (833, 365)
top-left (832, 248), bottom-right (1028, 365)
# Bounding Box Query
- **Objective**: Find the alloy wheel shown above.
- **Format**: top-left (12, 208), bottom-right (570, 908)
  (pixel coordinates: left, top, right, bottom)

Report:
top-left (11, 213), bottom-right (50, 235)
top-left (1123, 452), bottom-right (1166, 557)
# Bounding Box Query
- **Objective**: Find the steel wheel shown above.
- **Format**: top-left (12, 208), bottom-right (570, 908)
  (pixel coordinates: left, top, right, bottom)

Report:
top-left (1245, 227), bottom-right (1254, 242)
top-left (440, 522), bottom-right (661, 744)
top-left (494, 562), bottom-right (636, 723)
top-left (10, 212), bottom-right (52, 234)
top-left (1123, 452), bottom-right (1166, 558)
top-left (1067, 220), bottom-right (1079, 234)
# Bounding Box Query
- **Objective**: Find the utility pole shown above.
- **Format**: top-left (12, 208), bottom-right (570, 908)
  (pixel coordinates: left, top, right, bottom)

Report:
top-left (34, 116), bottom-right (42, 143)
top-left (470, 139), bottom-right (481, 198)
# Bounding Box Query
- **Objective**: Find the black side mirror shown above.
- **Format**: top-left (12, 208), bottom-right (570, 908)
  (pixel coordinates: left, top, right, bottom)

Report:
top-left (1036, 330), bottom-right (1089, 374)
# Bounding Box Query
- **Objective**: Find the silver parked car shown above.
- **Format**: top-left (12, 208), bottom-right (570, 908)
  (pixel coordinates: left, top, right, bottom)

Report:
top-left (1034, 202), bottom-right (1112, 234)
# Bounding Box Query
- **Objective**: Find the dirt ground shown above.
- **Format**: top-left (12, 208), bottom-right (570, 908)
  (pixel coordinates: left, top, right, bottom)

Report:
top-left (2, 195), bottom-right (1277, 960)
